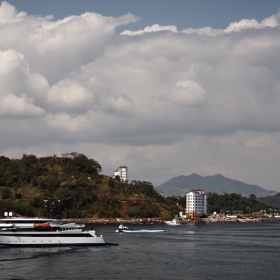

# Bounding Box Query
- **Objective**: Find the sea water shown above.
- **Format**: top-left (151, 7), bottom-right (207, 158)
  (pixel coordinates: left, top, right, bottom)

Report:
top-left (1, 221), bottom-right (279, 280)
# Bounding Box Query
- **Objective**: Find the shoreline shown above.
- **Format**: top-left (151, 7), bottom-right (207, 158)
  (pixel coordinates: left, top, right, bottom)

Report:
top-left (67, 216), bottom-right (279, 225)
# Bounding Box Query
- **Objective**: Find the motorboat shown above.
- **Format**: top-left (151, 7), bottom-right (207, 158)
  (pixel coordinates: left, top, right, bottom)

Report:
top-left (115, 224), bottom-right (133, 233)
top-left (0, 200), bottom-right (115, 247)
top-left (164, 218), bottom-right (180, 226)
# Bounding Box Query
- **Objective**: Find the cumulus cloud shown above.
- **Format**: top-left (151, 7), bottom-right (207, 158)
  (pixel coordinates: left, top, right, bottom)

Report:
top-left (101, 95), bottom-right (135, 116)
top-left (45, 113), bottom-right (91, 132)
top-left (224, 14), bottom-right (279, 33)
top-left (163, 80), bottom-right (206, 106)
top-left (0, 49), bottom-right (49, 101)
top-left (0, 1), bottom-right (26, 24)
top-left (181, 13), bottom-right (279, 36)
top-left (0, 93), bottom-right (45, 117)
top-left (121, 24), bottom-right (177, 35)
top-left (1, 1), bottom-right (280, 190)
top-left (46, 79), bottom-right (94, 112)
top-left (0, 49), bottom-right (26, 74)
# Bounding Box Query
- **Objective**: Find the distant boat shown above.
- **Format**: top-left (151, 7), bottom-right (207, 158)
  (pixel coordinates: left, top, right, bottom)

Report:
top-left (115, 224), bottom-right (165, 233)
top-left (115, 224), bottom-right (133, 232)
top-left (164, 218), bottom-right (180, 226)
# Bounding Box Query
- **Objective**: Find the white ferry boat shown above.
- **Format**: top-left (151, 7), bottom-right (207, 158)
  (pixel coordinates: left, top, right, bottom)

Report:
top-left (0, 200), bottom-right (112, 247)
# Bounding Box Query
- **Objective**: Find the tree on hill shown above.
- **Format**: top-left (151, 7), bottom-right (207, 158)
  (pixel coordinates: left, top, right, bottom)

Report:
top-left (61, 152), bottom-right (102, 174)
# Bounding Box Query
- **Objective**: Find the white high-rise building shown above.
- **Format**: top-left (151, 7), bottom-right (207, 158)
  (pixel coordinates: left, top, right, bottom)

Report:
top-left (186, 189), bottom-right (207, 217)
top-left (113, 166), bottom-right (128, 183)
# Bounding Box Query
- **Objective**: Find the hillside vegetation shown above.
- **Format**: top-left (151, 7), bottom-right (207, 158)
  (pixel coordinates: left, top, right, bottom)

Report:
top-left (0, 153), bottom-right (276, 219)
top-left (207, 193), bottom-right (273, 214)
top-left (0, 153), bottom-right (180, 219)
top-left (257, 193), bottom-right (280, 208)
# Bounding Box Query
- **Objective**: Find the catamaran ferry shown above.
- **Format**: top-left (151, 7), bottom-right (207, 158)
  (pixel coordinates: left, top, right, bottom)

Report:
top-left (0, 200), bottom-right (113, 247)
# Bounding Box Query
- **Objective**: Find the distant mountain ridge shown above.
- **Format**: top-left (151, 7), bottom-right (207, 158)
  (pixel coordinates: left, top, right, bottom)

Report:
top-left (156, 173), bottom-right (277, 197)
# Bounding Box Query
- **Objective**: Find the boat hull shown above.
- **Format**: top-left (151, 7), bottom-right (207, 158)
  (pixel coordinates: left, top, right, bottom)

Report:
top-left (0, 243), bottom-right (107, 247)
top-left (0, 231), bottom-right (105, 247)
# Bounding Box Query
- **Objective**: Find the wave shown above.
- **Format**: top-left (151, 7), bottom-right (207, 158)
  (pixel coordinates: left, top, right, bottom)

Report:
top-left (119, 229), bottom-right (165, 233)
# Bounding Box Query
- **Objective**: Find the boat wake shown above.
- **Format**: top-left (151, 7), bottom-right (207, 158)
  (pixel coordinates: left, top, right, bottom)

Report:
top-left (119, 229), bottom-right (165, 233)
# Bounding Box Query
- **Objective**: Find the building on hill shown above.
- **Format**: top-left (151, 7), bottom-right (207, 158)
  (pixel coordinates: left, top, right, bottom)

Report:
top-left (186, 189), bottom-right (207, 218)
top-left (113, 166), bottom-right (128, 183)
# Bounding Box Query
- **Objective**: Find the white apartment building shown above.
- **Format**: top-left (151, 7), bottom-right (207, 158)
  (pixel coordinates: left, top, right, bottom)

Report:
top-left (113, 166), bottom-right (128, 183)
top-left (186, 189), bottom-right (207, 217)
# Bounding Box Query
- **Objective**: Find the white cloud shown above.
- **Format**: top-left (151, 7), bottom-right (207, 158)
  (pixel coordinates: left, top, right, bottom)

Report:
top-left (0, 1), bottom-right (26, 24)
top-left (46, 79), bottom-right (94, 111)
top-left (1, 3), bottom-right (280, 190)
top-left (182, 26), bottom-right (223, 36)
top-left (101, 95), bottom-right (135, 116)
top-left (163, 80), bottom-right (206, 106)
top-left (0, 93), bottom-right (45, 117)
top-left (121, 24), bottom-right (177, 35)
top-left (182, 14), bottom-right (279, 36)
top-left (45, 113), bottom-right (90, 132)
top-left (0, 49), bottom-right (49, 101)
top-left (0, 48), bottom-right (27, 75)
top-left (224, 14), bottom-right (278, 33)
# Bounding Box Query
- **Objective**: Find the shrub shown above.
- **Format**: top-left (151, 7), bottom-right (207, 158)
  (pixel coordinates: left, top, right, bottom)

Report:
top-left (2, 188), bottom-right (12, 199)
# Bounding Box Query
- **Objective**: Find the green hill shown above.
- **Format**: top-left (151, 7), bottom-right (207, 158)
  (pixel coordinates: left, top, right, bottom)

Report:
top-left (258, 193), bottom-right (280, 207)
top-left (156, 173), bottom-right (276, 197)
top-left (0, 153), bottom-right (180, 219)
top-left (207, 192), bottom-right (271, 214)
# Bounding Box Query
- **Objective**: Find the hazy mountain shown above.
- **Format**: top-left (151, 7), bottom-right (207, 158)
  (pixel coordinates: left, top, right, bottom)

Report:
top-left (156, 173), bottom-right (277, 197)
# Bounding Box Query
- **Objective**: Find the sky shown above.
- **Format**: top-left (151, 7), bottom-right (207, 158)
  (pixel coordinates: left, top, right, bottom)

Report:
top-left (1, 1), bottom-right (280, 192)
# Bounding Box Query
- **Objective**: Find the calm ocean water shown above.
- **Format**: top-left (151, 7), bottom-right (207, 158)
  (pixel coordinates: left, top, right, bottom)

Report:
top-left (1, 221), bottom-right (279, 280)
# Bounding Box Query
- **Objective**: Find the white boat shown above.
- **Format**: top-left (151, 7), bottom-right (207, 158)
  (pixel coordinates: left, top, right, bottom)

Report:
top-left (0, 202), bottom-right (114, 247)
top-left (115, 224), bottom-right (165, 233)
top-left (164, 218), bottom-right (180, 226)
top-left (115, 224), bottom-right (133, 233)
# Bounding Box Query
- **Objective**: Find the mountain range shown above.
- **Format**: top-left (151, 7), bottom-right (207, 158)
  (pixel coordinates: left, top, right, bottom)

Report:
top-left (156, 173), bottom-right (277, 197)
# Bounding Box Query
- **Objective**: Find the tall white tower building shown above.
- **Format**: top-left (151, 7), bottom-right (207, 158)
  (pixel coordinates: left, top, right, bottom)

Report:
top-left (186, 189), bottom-right (207, 218)
top-left (113, 166), bottom-right (128, 183)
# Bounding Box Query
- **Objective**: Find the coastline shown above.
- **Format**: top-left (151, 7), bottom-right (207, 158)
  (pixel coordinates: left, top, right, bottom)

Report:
top-left (67, 216), bottom-right (279, 225)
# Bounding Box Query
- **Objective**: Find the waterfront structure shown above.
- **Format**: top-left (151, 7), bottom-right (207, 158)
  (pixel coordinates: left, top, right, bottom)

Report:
top-left (186, 189), bottom-right (207, 218)
top-left (113, 166), bottom-right (128, 183)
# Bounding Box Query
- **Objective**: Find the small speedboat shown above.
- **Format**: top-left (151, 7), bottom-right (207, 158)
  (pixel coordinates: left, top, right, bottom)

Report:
top-left (164, 218), bottom-right (180, 226)
top-left (115, 224), bottom-right (133, 232)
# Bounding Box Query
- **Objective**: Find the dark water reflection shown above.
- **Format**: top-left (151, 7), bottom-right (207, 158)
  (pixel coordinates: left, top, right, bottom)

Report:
top-left (1, 221), bottom-right (279, 279)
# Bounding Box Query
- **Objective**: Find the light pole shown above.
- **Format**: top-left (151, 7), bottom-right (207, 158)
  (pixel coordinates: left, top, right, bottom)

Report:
top-left (247, 206), bottom-right (250, 216)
